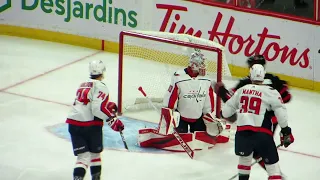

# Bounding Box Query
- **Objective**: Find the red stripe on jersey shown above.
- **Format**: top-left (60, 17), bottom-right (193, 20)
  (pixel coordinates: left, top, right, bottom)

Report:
top-left (66, 119), bottom-right (103, 126)
top-left (269, 175), bottom-right (282, 179)
top-left (168, 84), bottom-right (179, 109)
top-left (91, 158), bottom-right (101, 162)
top-left (238, 165), bottom-right (251, 170)
top-left (209, 86), bottom-right (215, 112)
top-left (237, 126), bottom-right (273, 136)
top-left (100, 95), bottom-right (113, 118)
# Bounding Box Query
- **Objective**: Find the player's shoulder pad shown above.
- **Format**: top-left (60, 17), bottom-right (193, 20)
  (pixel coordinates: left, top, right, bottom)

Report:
top-left (265, 85), bottom-right (280, 96)
top-left (233, 85), bottom-right (246, 96)
top-left (94, 80), bottom-right (108, 91)
top-left (236, 76), bottom-right (251, 88)
top-left (173, 69), bottom-right (187, 77)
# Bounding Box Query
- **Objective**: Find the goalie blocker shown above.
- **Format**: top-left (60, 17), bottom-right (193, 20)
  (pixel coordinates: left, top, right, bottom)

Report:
top-left (138, 108), bottom-right (231, 152)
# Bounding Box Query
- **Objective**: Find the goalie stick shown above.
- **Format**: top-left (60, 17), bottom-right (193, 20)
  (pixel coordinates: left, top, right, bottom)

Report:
top-left (138, 86), bottom-right (195, 159)
top-left (228, 144), bottom-right (282, 180)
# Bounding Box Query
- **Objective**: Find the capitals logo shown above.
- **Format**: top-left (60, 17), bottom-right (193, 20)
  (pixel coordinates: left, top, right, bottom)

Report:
top-left (183, 87), bottom-right (206, 103)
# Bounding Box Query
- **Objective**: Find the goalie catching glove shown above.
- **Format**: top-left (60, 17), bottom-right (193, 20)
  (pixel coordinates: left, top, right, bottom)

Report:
top-left (203, 113), bottom-right (224, 136)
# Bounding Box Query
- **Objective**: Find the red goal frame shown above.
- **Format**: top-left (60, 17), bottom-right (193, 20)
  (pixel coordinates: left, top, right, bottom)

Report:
top-left (118, 30), bottom-right (223, 118)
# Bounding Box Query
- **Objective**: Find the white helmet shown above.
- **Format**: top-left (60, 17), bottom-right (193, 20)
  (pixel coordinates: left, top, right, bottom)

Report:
top-left (250, 64), bottom-right (266, 82)
top-left (189, 51), bottom-right (206, 71)
top-left (89, 60), bottom-right (106, 75)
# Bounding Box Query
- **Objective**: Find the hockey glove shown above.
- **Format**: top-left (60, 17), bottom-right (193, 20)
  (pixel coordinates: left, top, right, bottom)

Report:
top-left (106, 102), bottom-right (118, 114)
top-left (107, 117), bottom-right (124, 132)
top-left (212, 81), bottom-right (225, 94)
top-left (280, 126), bottom-right (294, 148)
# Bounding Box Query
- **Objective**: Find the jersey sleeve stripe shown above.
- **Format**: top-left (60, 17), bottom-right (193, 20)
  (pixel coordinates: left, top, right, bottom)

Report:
top-left (100, 95), bottom-right (114, 118)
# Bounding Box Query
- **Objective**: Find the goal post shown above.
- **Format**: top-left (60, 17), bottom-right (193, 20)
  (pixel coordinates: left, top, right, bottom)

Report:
top-left (118, 30), bottom-right (231, 118)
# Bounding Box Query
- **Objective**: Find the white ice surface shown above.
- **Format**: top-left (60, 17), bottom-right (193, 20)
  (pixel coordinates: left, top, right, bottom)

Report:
top-left (0, 35), bottom-right (320, 180)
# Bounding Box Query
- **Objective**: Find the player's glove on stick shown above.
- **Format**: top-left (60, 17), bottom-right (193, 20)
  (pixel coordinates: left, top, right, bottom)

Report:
top-left (107, 117), bottom-right (124, 132)
top-left (280, 126), bottom-right (294, 147)
top-left (212, 81), bottom-right (225, 94)
top-left (106, 102), bottom-right (118, 114)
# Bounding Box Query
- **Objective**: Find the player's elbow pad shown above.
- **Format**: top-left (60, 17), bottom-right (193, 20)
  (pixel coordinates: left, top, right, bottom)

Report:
top-left (274, 107), bottom-right (288, 128)
top-left (91, 105), bottom-right (110, 120)
top-left (221, 104), bottom-right (235, 118)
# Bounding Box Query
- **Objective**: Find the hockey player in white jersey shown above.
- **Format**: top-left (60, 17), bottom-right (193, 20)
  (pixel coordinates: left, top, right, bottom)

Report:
top-left (138, 52), bottom-right (230, 152)
top-left (162, 51), bottom-right (223, 135)
top-left (66, 60), bottom-right (124, 180)
top-left (221, 64), bottom-right (294, 180)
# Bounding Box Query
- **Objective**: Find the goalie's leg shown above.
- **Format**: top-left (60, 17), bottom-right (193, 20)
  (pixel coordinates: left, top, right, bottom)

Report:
top-left (190, 116), bottom-right (206, 133)
top-left (176, 120), bottom-right (189, 133)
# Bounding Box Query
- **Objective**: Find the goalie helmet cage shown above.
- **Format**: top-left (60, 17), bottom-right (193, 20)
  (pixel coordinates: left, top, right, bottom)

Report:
top-left (118, 30), bottom-right (231, 118)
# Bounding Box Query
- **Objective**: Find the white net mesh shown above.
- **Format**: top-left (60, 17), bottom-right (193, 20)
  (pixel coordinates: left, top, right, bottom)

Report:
top-left (118, 30), bottom-right (232, 113)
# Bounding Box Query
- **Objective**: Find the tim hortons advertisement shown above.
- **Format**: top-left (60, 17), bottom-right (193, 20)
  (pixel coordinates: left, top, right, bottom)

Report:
top-left (0, 0), bottom-right (140, 41)
top-left (1, 0), bottom-right (319, 81)
top-left (151, 0), bottom-right (319, 81)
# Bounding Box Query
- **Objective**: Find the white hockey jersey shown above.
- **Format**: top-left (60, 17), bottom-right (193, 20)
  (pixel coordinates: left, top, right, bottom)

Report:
top-left (66, 79), bottom-right (114, 126)
top-left (163, 68), bottom-right (215, 123)
top-left (221, 84), bottom-right (288, 135)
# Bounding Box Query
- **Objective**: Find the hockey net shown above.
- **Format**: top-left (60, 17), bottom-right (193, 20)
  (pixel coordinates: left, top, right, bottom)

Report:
top-left (118, 30), bottom-right (232, 118)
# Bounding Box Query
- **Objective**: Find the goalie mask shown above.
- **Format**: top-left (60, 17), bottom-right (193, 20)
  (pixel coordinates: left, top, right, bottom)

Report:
top-left (189, 52), bottom-right (206, 76)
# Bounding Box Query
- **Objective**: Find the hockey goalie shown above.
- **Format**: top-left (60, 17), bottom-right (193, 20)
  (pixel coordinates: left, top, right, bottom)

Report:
top-left (137, 52), bottom-right (231, 152)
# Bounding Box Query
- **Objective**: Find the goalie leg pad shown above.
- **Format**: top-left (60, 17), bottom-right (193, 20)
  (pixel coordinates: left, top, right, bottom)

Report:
top-left (158, 108), bottom-right (180, 135)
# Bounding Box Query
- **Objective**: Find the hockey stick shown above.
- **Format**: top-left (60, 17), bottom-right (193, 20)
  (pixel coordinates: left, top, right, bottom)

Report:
top-left (138, 86), bottom-right (194, 159)
top-left (228, 144), bottom-right (282, 180)
top-left (119, 130), bottom-right (129, 150)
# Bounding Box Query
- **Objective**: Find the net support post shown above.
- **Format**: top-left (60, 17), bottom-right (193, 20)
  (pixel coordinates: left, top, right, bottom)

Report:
top-left (118, 31), bottom-right (125, 114)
